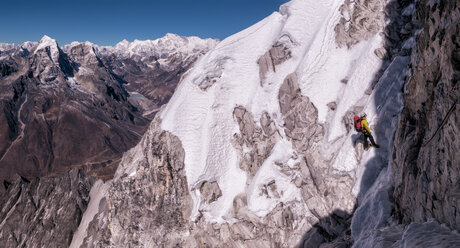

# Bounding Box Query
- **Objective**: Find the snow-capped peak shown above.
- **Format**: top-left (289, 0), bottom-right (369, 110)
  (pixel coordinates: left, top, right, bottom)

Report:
top-left (36, 35), bottom-right (58, 50)
top-left (164, 32), bottom-right (181, 39)
top-left (34, 35), bottom-right (60, 62)
top-left (20, 41), bottom-right (37, 50)
top-left (114, 39), bottom-right (130, 49)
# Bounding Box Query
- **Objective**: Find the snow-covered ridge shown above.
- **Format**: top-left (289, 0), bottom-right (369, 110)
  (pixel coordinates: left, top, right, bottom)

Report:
top-left (0, 43), bottom-right (18, 52)
top-left (96, 33), bottom-right (218, 58)
top-left (0, 41), bottom-right (36, 53)
top-left (2, 33), bottom-right (218, 60)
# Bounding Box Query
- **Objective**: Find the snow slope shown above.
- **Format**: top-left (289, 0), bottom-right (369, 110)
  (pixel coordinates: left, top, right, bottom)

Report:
top-left (160, 0), bottom-right (385, 222)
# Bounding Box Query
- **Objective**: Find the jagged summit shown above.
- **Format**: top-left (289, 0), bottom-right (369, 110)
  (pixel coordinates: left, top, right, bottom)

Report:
top-left (33, 35), bottom-right (61, 63)
top-left (64, 41), bottom-right (96, 49)
top-left (35, 35), bottom-right (59, 50)
top-left (114, 39), bottom-right (130, 49)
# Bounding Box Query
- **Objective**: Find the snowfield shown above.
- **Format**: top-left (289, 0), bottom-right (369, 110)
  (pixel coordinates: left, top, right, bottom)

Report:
top-left (160, 0), bottom-right (388, 223)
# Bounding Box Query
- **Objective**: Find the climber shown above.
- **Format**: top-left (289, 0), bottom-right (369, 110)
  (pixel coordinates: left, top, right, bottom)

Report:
top-left (354, 113), bottom-right (380, 150)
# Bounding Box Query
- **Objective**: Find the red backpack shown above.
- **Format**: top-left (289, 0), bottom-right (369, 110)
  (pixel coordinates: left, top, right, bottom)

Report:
top-left (354, 115), bottom-right (362, 132)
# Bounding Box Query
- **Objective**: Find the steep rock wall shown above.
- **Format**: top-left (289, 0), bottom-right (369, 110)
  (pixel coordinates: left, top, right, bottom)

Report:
top-left (392, 0), bottom-right (460, 230)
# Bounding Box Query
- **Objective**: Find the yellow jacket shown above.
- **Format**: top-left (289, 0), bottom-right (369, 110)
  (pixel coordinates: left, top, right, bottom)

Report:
top-left (360, 118), bottom-right (371, 133)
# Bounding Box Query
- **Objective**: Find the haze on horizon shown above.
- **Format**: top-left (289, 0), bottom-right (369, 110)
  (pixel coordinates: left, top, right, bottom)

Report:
top-left (1, 0), bottom-right (289, 46)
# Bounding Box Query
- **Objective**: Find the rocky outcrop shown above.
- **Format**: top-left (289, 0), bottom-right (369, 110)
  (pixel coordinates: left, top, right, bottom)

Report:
top-left (80, 119), bottom-right (193, 247)
top-left (348, 0), bottom-right (460, 246)
top-left (257, 37), bottom-right (292, 85)
top-left (0, 169), bottom-right (95, 248)
top-left (335, 0), bottom-right (385, 48)
top-left (391, 0), bottom-right (460, 230)
top-left (279, 73), bottom-right (324, 153)
top-left (233, 106), bottom-right (281, 179)
top-left (200, 181), bottom-right (222, 204)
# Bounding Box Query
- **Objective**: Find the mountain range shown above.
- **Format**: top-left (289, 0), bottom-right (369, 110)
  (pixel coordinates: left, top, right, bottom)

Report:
top-left (0, 34), bottom-right (217, 181)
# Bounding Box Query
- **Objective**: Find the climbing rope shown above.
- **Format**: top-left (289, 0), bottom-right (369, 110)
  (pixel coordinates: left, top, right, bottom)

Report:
top-left (422, 99), bottom-right (458, 147)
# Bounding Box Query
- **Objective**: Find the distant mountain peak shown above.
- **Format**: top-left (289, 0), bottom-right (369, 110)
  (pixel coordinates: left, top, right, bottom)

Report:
top-left (34, 35), bottom-right (60, 62)
top-left (162, 33), bottom-right (184, 41)
top-left (37, 35), bottom-right (58, 48)
top-left (117, 39), bottom-right (130, 46)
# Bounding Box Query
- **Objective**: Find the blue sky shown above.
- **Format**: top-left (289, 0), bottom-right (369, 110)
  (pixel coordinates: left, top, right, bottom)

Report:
top-left (1, 0), bottom-right (289, 46)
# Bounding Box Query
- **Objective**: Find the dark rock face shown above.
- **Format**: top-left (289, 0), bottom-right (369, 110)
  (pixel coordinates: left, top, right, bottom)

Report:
top-left (0, 36), bottom-right (213, 182)
top-left (391, 0), bottom-right (460, 230)
top-left (0, 169), bottom-right (95, 248)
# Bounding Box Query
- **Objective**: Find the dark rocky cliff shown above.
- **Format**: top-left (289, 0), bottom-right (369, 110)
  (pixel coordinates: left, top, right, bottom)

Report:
top-left (392, 0), bottom-right (459, 230)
